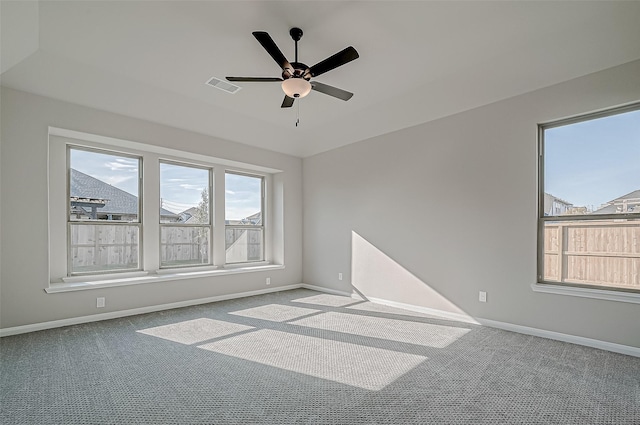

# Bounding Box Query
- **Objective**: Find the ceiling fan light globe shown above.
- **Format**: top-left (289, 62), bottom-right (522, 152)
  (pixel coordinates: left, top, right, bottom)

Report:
top-left (282, 78), bottom-right (311, 99)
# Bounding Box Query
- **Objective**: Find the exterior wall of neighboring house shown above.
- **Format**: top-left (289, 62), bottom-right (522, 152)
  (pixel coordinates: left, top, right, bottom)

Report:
top-left (593, 189), bottom-right (640, 214)
top-left (543, 193), bottom-right (572, 216)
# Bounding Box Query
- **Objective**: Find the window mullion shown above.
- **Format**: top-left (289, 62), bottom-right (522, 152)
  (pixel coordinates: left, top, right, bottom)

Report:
top-left (213, 167), bottom-right (227, 267)
top-left (144, 153), bottom-right (161, 272)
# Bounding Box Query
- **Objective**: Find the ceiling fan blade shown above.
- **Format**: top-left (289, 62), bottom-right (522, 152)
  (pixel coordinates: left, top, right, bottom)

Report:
top-left (281, 95), bottom-right (295, 108)
top-left (226, 77), bottom-right (283, 82)
top-left (311, 82), bottom-right (354, 101)
top-left (252, 31), bottom-right (291, 71)
top-left (308, 46), bottom-right (359, 78)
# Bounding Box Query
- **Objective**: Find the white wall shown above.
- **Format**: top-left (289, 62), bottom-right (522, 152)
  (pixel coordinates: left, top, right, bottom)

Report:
top-left (303, 60), bottom-right (640, 348)
top-left (0, 87), bottom-right (303, 329)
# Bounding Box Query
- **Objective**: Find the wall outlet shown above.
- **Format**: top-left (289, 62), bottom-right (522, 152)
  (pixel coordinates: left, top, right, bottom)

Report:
top-left (479, 291), bottom-right (487, 303)
top-left (96, 297), bottom-right (106, 308)
top-left (266, 277), bottom-right (271, 285)
top-left (338, 273), bottom-right (343, 281)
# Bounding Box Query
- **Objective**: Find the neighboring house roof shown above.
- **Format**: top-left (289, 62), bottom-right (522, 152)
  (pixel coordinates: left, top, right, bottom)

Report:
top-left (225, 211), bottom-right (262, 225)
top-left (71, 169), bottom-right (177, 217)
top-left (593, 189), bottom-right (640, 214)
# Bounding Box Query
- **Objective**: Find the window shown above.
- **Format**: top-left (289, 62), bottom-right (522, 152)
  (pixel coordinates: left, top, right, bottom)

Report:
top-left (50, 129), bottom-right (279, 283)
top-left (159, 162), bottom-right (212, 268)
top-left (68, 147), bottom-right (142, 275)
top-left (225, 172), bottom-right (264, 264)
top-left (538, 104), bottom-right (640, 293)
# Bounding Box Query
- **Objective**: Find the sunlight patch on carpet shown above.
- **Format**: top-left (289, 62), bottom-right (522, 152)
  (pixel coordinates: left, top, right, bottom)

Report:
top-left (291, 311), bottom-right (470, 348)
top-left (291, 293), bottom-right (361, 307)
top-left (198, 329), bottom-right (426, 391)
top-left (137, 318), bottom-right (254, 345)
top-left (229, 304), bottom-right (320, 322)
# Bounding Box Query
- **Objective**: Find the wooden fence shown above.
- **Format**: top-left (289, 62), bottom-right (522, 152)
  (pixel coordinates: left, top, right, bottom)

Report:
top-left (70, 224), bottom-right (261, 272)
top-left (70, 224), bottom-right (139, 273)
top-left (543, 220), bottom-right (640, 290)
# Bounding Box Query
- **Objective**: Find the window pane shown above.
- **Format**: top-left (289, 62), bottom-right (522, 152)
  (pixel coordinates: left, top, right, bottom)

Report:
top-left (226, 228), bottom-right (264, 263)
top-left (70, 224), bottom-right (139, 273)
top-left (543, 109), bottom-right (640, 216)
top-left (542, 219), bottom-right (640, 290)
top-left (225, 173), bottom-right (262, 224)
top-left (160, 163), bottom-right (210, 224)
top-left (70, 149), bottom-right (140, 222)
top-left (161, 226), bottom-right (210, 267)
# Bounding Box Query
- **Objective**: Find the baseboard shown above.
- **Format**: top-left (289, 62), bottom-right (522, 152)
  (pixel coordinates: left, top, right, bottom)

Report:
top-left (294, 285), bottom-right (640, 357)
top-left (0, 284), bottom-right (303, 337)
top-left (475, 318), bottom-right (640, 358)
top-left (364, 295), bottom-right (639, 357)
top-left (4, 284), bottom-right (638, 358)
top-left (364, 296), bottom-right (481, 324)
top-left (300, 283), bottom-right (353, 298)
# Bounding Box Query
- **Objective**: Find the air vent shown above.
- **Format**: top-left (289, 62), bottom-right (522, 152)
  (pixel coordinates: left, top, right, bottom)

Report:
top-left (206, 77), bottom-right (241, 94)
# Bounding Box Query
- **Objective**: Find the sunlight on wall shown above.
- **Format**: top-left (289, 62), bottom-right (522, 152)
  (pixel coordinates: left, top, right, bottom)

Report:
top-left (137, 318), bottom-right (254, 345)
top-left (352, 231), bottom-right (474, 320)
top-left (198, 329), bottom-right (426, 391)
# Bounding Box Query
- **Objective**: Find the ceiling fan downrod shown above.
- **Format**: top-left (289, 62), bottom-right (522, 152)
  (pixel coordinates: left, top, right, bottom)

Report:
top-left (290, 27), bottom-right (303, 63)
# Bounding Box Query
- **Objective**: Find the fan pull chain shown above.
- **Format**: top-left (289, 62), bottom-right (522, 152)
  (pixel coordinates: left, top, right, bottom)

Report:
top-left (296, 100), bottom-right (300, 127)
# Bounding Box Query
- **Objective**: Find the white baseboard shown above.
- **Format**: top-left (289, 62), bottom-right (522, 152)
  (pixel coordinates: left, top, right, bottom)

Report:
top-left (475, 318), bottom-right (640, 358)
top-left (364, 295), bottom-right (639, 358)
top-left (4, 283), bottom-right (638, 358)
top-left (0, 284), bottom-right (303, 337)
top-left (299, 283), bottom-right (353, 297)
top-left (364, 296), bottom-right (481, 324)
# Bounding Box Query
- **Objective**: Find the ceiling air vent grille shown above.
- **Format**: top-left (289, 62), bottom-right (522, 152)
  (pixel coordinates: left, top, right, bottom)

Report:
top-left (206, 77), bottom-right (242, 94)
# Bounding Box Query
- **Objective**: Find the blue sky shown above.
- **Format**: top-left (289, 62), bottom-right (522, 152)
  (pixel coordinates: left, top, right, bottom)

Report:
top-left (159, 162), bottom-right (209, 215)
top-left (544, 108), bottom-right (639, 209)
top-left (70, 150), bottom-right (260, 219)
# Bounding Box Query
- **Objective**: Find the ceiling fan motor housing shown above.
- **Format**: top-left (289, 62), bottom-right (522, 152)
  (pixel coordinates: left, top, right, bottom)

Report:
top-left (282, 62), bottom-right (311, 81)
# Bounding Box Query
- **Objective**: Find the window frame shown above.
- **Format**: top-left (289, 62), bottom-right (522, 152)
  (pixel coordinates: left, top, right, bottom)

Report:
top-left (158, 160), bottom-right (214, 269)
top-left (224, 170), bottom-right (266, 265)
top-left (49, 127), bottom-right (282, 286)
top-left (537, 102), bottom-right (640, 294)
top-left (67, 145), bottom-right (143, 276)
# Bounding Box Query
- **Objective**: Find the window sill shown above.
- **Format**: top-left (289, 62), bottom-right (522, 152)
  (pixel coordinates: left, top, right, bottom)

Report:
top-left (531, 283), bottom-right (640, 304)
top-left (46, 264), bottom-right (285, 293)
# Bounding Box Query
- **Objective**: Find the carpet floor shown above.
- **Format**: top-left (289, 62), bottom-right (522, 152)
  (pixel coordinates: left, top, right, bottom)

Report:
top-left (1, 288), bottom-right (639, 424)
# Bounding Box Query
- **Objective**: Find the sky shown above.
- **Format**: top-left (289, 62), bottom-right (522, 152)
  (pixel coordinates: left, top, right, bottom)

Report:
top-left (70, 150), bottom-right (261, 220)
top-left (544, 108), bottom-right (639, 210)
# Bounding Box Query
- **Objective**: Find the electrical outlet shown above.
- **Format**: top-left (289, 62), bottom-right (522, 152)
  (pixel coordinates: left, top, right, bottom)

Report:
top-left (479, 291), bottom-right (487, 303)
top-left (96, 297), bottom-right (106, 308)
top-left (338, 273), bottom-right (343, 281)
top-left (266, 277), bottom-right (271, 285)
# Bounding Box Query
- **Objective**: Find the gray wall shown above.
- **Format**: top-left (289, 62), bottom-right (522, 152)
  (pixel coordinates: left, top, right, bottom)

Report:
top-left (303, 60), bottom-right (640, 348)
top-left (0, 87), bottom-right (303, 329)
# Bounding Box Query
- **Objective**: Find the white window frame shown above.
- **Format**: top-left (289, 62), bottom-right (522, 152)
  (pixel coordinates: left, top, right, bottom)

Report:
top-left (224, 171), bottom-right (266, 265)
top-left (537, 103), bottom-right (640, 299)
top-left (67, 145), bottom-right (143, 276)
top-left (159, 160), bottom-right (213, 269)
top-left (48, 127), bottom-right (282, 288)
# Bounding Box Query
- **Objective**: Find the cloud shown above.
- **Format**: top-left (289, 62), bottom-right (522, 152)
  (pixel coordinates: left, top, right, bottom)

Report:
top-left (180, 184), bottom-right (204, 191)
top-left (225, 190), bottom-right (236, 195)
top-left (102, 175), bottom-right (136, 186)
top-left (105, 160), bottom-right (138, 172)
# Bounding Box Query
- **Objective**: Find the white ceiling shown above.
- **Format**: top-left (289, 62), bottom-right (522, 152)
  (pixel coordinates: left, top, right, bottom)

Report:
top-left (2, 1), bottom-right (640, 158)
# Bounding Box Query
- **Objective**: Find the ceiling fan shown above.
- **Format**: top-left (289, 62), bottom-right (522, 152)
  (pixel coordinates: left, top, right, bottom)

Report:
top-left (226, 28), bottom-right (359, 108)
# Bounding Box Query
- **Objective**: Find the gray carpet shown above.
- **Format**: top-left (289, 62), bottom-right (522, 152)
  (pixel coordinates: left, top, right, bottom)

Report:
top-left (1, 288), bottom-right (639, 424)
